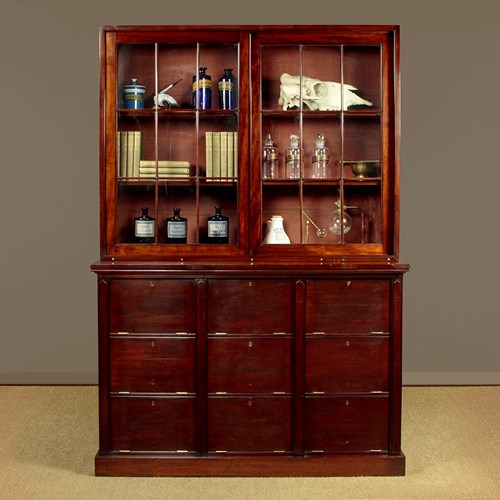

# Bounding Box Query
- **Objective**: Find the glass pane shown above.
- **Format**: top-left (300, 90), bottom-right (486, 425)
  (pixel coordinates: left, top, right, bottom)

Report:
top-left (343, 186), bottom-right (382, 244)
top-left (116, 44), bottom-right (156, 244)
top-left (261, 185), bottom-right (300, 245)
top-left (198, 44), bottom-right (239, 110)
top-left (302, 115), bottom-right (341, 179)
top-left (342, 46), bottom-right (381, 111)
top-left (261, 45), bottom-right (300, 111)
top-left (117, 184), bottom-right (156, 244)
top-left (157, 44), bottom-right (197, 110)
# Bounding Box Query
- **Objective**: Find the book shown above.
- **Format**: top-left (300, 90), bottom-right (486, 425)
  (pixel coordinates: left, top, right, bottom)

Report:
top-left (212, 132), bottom-right (221, 180)
top-left (233, 131), bottom-right (238, 178)
top-left (117, 131), bottom-right (143, 179)
top-left (132, 131), bottom-right (141, 178)
top-left (205, 132), bottom-right (213, 181)
top-left (139, 160), bottom-right (190, 170)
top-left (220, 131), bottom-right (228, 179)
top-left (227, 131), bottom-right (234, 178)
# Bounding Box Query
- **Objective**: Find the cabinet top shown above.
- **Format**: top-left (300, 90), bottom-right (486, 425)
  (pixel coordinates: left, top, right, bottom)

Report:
top-left (99, 24), bottom-right (402, 264)
top-left (101, 25), bottom-right (400, 34)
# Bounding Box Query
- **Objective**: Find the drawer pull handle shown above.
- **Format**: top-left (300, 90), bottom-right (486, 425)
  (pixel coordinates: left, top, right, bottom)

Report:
top-left (346, 281), bottom-right (351, 287)
top-left (150, 341), bottom-right (155, 347)
top-left (248, 341), bottom-right (253, 347)
top-left (248, 281), bottom-right (253, 287)
top-left (346, 341), bottom-right (350, 347)
top-left (151, 401), bottom-right (155, 406)
top-left (345, 400), bottom-right (349, 406)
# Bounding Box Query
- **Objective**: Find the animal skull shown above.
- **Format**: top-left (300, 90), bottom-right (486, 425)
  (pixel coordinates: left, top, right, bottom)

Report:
top-left (278, 73), bottom-right (372, 111)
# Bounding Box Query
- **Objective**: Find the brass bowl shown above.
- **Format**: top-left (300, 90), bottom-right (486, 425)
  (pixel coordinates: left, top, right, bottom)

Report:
top-left (349, 161), bottom-right (379, 178)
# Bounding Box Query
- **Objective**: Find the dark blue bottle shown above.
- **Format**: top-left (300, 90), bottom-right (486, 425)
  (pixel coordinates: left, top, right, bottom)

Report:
top-left (218, 68), bottom-right (237, 110)
top-left (192, 67), bottom-right (212, 109)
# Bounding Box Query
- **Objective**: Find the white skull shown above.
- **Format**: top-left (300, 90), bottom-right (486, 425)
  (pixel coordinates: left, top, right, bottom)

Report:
top-left (278, 73), bottom-right (372, 111)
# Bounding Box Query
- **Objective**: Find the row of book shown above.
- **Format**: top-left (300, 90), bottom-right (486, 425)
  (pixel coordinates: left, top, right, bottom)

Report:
top-left (205, 131), bottom-right (238, 181)
top-left (117, 130), bottom-right (238, 181)
top-left (117, 131), bottom-right (190, 180)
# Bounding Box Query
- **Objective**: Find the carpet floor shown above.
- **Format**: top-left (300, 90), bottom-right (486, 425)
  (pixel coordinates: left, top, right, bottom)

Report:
top-left (0, 386), bottom-right (499, 499)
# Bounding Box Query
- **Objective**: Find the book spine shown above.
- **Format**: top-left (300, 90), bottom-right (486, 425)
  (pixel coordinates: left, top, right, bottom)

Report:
top-left (139, 160), bottom-right (190, 169)
top-left (205, 131), bottom-right (213, 181)
top-left (212, 132), bottom-right (221, 181)
top-left (133, 131), bottom-right (141, 179)
top-left (233, 131), bottom-right (238, 178)
top-left (227, 131), bottom-right (234, 179)
top-left (220, 131), bottom-right (228, 180)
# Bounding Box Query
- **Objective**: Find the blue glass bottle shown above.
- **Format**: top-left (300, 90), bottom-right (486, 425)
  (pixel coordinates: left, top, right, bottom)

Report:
top-left (192, 67), bottom-right (212, 109)
top-left (207, 206), bottom-right (229, 244)
top-left (218, 68), bottom-right (237, 110)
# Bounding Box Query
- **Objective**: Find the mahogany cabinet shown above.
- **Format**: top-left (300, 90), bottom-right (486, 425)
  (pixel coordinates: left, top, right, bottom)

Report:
top-left (92, 25), bottom-right (409, 476)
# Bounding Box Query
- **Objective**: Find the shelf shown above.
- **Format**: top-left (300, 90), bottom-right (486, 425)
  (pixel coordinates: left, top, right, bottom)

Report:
top-left (118, 178), bottom-right (237, 186)
top-left (118, 109), bottom-right (238, 118)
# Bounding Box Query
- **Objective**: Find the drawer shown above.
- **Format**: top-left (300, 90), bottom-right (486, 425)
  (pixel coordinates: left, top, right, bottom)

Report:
top-left (304, 395), bottom-right (389, 453)
top-left (110, 395), bottom-right (196, 452)
top-left (109, 279), bottom-right (196, 333)
top-left (208, 337), bottom-right (293, 393)
top-left (208, 396), bottom-right (293, 452)
top-left (305, 337), bottom-right (389, 393)
top-left (207, 279), bottom-right (293, 334)
top-left (110, 337), bottom-right (196, 393)
top-left (306, 279), bottom-right (390, 333)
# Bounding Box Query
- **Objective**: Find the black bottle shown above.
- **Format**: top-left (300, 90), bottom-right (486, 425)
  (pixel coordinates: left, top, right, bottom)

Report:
top-left (134, 207), bottom-right (155, 243)
top-left (218, 68), bottom-right (237, 110)
top-left (207, 206), bottom-right (229, 244)
top-left (192, 67), bottom-right (212, 109)
top-left (166, 208), bottom-right (188, 244)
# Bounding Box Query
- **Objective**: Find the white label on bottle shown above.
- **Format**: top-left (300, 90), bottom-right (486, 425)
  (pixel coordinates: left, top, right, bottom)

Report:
top-left (168, 221), bottom-right (187, 238)
top-left (208, 221), bottom-right (228, 237)
top-left (135, 220), bottom-right (155, 237)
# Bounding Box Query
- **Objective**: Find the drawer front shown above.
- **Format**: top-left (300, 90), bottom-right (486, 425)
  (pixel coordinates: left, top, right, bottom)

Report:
top-left (305, 337), bottom-right (389, 393)
top-left (109, 279), bottom-right (196, 333)
top-left (110, 337), bottom-right (196, 393)
top-left (306, 279), bottom-right (390, 333)
top-left (208, 396), bottom-right (293, 452)
top-left (110, 396), bottom-right (196, 452)
top-left (208, 337), bottom-right (293, 393)
top-left (207, 279), bottom-right (293, 334)
top-left (304, 395), bottom-right (389, 453)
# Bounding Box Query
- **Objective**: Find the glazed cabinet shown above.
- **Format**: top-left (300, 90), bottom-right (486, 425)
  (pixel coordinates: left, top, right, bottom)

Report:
top-left (93, 25), bottom-right (408, 477)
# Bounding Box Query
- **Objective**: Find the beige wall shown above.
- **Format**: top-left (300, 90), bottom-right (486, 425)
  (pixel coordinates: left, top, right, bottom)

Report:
top-left (1, 0), bottom-right (499, 384)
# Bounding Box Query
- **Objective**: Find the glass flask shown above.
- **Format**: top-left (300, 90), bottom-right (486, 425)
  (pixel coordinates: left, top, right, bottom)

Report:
top-left (285, 134), bottom-right (301, 179)
top-left (311, 133), bottom-right (330, 178)
top-left (262, 133), bottom-right (278, 179)
top-left (329, 199), bottom-right (352, 235)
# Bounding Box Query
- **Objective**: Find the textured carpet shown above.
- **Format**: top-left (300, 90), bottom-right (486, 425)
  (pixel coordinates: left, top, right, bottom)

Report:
top-left (0, 386), bottom-right (499, 499)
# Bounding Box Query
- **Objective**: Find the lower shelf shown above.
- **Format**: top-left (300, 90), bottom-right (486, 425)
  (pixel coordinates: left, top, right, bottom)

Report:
top-left (95, 451), bottom-right (405, 477)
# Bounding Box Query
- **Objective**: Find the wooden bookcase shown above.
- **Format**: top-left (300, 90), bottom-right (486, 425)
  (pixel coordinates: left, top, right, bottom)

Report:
top-left (92, 25), bottom-right (409, 477)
